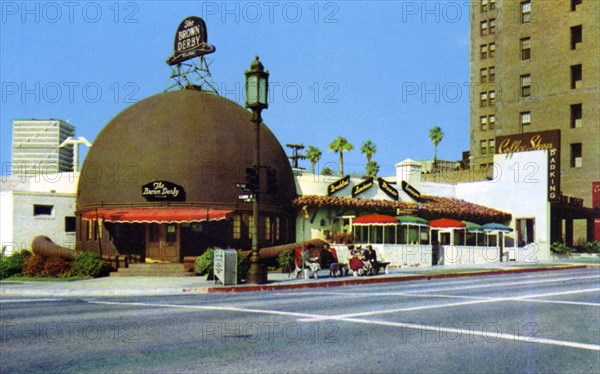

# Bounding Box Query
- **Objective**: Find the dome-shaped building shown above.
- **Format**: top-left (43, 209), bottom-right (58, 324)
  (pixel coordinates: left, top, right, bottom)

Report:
top-left (76, 89), bottom-right (296, 262)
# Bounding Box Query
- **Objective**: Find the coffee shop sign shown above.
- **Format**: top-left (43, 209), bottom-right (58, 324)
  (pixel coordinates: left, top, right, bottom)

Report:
top-left (497, 133), bottom-right (557, 158)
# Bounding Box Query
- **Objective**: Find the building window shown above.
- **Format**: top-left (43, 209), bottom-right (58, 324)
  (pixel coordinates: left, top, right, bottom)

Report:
top-left (489, 139), bottom-right (496, 154)
top-left (264, 216), bottom-right (271, 241)
top-left (521, 38), bottom-right (531, 60)
top-left (571, 143), bottom-right (582, 167)
top-left (489, 66), bottom-right (496, 82)
top-left (480, 68), bottom-right (488, 83)
top-left (490, 0), bottom-right (496, 10)
top-left (480, 116), bottom-right (488, 130)
top-left (489, 91), bottom-right (496, 105)
top-left (571, 64), bottom-right (582, 89)
top-left (165, 224), bottom-right (176, 243)
top-left (571, 0), bottom-right (582, 12)
top-left (232, 215), bottom-right (241, 239)
top-left (480, 44), bottom-right (488, 59)
top-left (571, 103), bottom-right (582, 128)
top-left (489, 19), bottom-right (496, 34)
top-left (521, 74), bottom-right (531, 97)
top-left (275, 217), bottom-right (281, 241)
top-left (480, 92), bottom-right (488, 107)
top-left (480, 140), bottom-right (488, 155)
top-left (33, 204), bottom-right (53, 216)
top-left (521, 1), bottom-right (531, 23)
top-left (489, 115), bottom-right (496, 129)
top-left (149, 223), bottom-right (159, 242)
top-left (520, 112), bottom-right (531, 132)
top-left (517, 218), bottom-right (535, 246)
top-left (480, 21), bottom-right (488, 36)
top-left (571, 25), bottom-right (582, 50)
top-left (481, 0), bottom-right (488, 12)
top-left (87, 221), bottom-right (95, 241)
top-left (65, 216), bottom-right (76, 233)
top-left (489, 43), bottom-right (496, 57)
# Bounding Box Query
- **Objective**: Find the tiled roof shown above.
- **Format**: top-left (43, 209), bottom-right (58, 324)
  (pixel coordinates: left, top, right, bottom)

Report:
top-left (292, 195), bottom-right (511, 223)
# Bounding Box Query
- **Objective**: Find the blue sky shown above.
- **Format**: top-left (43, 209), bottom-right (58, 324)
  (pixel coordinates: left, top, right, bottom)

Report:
top-left (1, 1), bottom-right (472, 177)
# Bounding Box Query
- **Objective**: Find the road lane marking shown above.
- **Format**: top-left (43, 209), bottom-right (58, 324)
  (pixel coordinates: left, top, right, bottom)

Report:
top-left (299, 287), bottom-right (600, 321)
top-left (85, 298), bottom-right (600, 352)
top-left (0, 298), bottom-right (62, 303)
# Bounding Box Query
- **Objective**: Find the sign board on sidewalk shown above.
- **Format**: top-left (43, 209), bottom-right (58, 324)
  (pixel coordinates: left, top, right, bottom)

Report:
top-left (213, 249), bottom-right (237, 285)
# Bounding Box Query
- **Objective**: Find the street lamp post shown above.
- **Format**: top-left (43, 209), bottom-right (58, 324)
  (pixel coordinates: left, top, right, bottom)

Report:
top-left (245, 56), bottom-right (269, 284)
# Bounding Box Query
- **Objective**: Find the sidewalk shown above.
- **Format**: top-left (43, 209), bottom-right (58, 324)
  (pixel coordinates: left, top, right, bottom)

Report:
top-left (0, 261), bottom-right (597, 298)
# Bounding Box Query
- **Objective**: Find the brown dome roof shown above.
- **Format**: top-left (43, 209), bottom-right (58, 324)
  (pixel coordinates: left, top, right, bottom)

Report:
top-left (77, 89), bottom-right (295, 212)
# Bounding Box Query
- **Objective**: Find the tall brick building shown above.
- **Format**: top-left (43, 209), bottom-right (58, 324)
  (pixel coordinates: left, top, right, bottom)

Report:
top-left (470, 0), bottom-right (599, 209)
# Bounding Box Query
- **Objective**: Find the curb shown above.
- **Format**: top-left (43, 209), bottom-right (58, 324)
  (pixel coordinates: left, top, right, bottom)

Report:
top-left (206, 265), bottom-right (592, 293)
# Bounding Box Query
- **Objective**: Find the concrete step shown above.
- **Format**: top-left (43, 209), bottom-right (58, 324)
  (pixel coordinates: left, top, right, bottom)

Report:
top-left (110, 263), bottom-right (195, 277)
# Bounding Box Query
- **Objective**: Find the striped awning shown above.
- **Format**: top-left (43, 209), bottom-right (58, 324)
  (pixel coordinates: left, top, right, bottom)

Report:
top-left (81, 208), bottom-right (233, 224)
top-left (352, 214), bottom-right (398, 226)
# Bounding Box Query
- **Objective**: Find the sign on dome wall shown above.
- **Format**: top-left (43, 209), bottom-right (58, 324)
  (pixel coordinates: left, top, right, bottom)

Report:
top-left (166, 16), bottom-right (215, 65)
top-left (142, 181), bottom-right (186, 202)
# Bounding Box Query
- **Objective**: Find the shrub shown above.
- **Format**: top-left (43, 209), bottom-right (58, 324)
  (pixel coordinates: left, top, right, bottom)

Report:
top-left (72, 252), bottom-right (110, 278)
top-left (237, 250), bottom-right (250, 282)
top-left (0, 250), bottom-right (31, 279)
top-left (22, 255), bottom-right (46, 276)
top-left (277, 249), bottom-right (294, 271)
top-left (582, 241), bottom-right (600, 254)
top-left (44, 256), bottom-right (72, 277)
top-left (195, 248), bottom-right (214, 276)
top-left (550, 242), bottom-right (572, 257)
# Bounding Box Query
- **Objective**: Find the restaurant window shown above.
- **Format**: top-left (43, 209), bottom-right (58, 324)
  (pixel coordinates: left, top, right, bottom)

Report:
top-left (521, 1), bottom-right (531, 23)
top-left (480, 21), bottom-right (488, 36)
top-left (489, 139), bottom-right (496, 154)
top-left (489, 91), bottom-right (496, 105)
top-left (571, 25), bottom-right (582, 50)
top-left (521, 74), bottom-right (531, 97)
top-left (480, 68), bottom-right (488, 83)
top-left (264, 216), bottom-right (271, 241)
top-left (165, 224), bottom-right (176, 243)
top-left (408, 227), bottom-right (419, 245)
top-left (571, 64), bottom-right (582, 89)
top-left (480, 140), bottom-right (488, 155)
top-left (65, 216), bottom-right (76, 233)
top-left (420, 229), bottom-right (429, 245)
top-left (571, 0), bottom-right (582, 12)
top-left (517, 218), bottom-right (535, 246)
top-left (489, 18), bottom-right (496, 34)
top-left (275, 217), bottom-right (280, 241)
top-left (521, 38), bottom-right (531, 60)
top-left (384, 226), bottom-right (396, 244)
top-left (489, 115), bottom-right (496, 129)
top-left (480, 92), bottom-right (488, 107)
top-left (440, 232), bottom-right (451, 246)
top-left (480, 116), bottom-right (488, 130)
top-left (87, 220), bottom-right (95, 241)
top-left (232, 215), bottom-right (241, 240)
top-left (480, 44), bottom-right (488, 59)
top-left (571, 103), bottom-right (582, 128)
top-left (487, 234), bottom-right (497, 247)
top-left (489, 66), bottom-right (495, 82)
top-left (571, 143), bottom-right (582, 168)
top-left (397, 226), bottom-right (407, 244)
top-left (454, 230), bottom-right (465, 246)
top-left (33, 204), bottom-right (53, 216)
top-left (489, 43), bottom-right (496, 57)
top-left (520, 112), bottom-right (531, 132)
top-left (370, 226), bottom-right (383, 244)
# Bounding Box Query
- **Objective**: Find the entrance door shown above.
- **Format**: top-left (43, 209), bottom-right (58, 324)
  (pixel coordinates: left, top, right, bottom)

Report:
top-left (146, 223), bottom-right (180, 263)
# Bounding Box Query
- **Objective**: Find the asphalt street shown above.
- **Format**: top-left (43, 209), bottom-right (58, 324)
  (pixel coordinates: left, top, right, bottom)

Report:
top-left (1, 267), bottom-right (599, 373)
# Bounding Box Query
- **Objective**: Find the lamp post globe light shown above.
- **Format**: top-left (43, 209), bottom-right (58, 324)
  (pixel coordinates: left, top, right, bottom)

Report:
top-left (245, 56), bottom-right (269, 284)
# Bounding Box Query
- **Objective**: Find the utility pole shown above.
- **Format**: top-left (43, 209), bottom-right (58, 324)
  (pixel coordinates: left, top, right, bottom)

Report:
top-left (286, 143), bottom-right (306, 169)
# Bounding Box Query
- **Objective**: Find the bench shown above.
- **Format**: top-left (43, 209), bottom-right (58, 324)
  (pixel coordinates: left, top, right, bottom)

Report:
top-left (375, 262), bottom-right (391, 275)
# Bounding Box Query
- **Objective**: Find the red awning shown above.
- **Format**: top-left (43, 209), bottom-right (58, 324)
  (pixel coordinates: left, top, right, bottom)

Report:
top-left (429, 218), bottom-right (466, 229)
top-left (353, 214), bottom-right (398, 226)
top-left (81, 208), bottom-right (233, 223)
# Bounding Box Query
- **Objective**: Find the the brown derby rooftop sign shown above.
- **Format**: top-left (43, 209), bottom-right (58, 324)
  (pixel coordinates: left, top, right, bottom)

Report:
top-left (167, 16), bottom-right (215, 65)
top-left (496, 130), bottom-right (561, 202)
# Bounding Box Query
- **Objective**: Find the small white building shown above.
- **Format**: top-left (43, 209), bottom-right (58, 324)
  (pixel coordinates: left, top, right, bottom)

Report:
top-left (1, 172), bottom-right (78, 255)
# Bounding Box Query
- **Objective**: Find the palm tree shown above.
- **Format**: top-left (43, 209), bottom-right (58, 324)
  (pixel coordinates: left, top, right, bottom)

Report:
top-left (366, 160), bottom-right (379, 178)
top-left (329, 136), bottom-right (354, 177)
top-left (305, 146), bottom-right (322, 174)
top-left (429, 126), bottom-right (444, 170)
top-left (360, 140), bottom-right (377, 163)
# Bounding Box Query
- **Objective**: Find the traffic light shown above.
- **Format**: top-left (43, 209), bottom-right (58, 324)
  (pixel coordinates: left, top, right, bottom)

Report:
top-left (266, 167), bottom-right (277, 195)
top-left (245, 166), bottom-right (259, 193)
